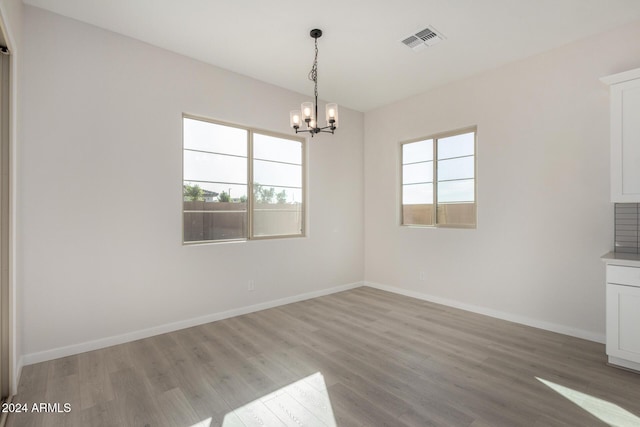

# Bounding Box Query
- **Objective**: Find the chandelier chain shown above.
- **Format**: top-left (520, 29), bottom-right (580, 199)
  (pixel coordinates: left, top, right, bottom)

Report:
top-left (308, 38), bottom-right (319, 100)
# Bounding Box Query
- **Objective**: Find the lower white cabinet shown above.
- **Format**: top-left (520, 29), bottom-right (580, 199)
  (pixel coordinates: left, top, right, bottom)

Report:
top-left (606, 264), bottom-right (640, 372)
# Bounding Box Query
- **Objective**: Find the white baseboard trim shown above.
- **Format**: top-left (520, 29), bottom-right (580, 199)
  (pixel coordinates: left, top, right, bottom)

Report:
top-left (20, 281), bottom-right (363, 367)
top-left (608, 356), bottom-right (640, 373)
top-left (364, 281), bottom-right (606, 344)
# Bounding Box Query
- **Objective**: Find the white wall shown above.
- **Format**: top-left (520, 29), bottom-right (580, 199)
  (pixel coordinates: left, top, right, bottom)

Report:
top-left (19, 6), bottom-right (364, 361)
top-left (364, 20), bottom-right (640, 342)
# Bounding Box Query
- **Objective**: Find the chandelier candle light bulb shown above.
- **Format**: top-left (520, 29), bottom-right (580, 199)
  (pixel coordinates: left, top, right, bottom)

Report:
top-left (301, 101), bottom-right (314, 123)
top-left (290, 29), bottom-right (339, 137)
top-left (326, 103), bottom-right (338, 127)
top-left (290, 111), bottom-right (301, 128)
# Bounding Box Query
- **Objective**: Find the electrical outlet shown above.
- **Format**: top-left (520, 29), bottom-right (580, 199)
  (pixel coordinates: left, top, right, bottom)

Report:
top-left (247, 280), bottom-right (256, 292)
top-left (419, 272), bottom-right (426, 281)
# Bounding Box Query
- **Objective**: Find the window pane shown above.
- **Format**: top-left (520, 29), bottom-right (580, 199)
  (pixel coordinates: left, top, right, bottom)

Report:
top-left (183, 118), bottom-right (247, 156)
top-left (437, 179), bottom-right (475, 203)
top-left (437, 203), bottom-right (476, 226)
top-left (403, 161), bottom-right (433, 185)
top-left (437, 156), bottom-right (474, 182)
top-left (403, 204), bottom-right (434, 226)
top-left (252, 184), bottom-right (303, 237)
top-left (403, 183), bottom-right (433, 205)
top-left (183, 211), bottom-right (247, 242)
top-left (254, 133), bottom-right (302, 164)
top-left (183, 181), bottom-right (248, 242)
top-left (253, 185), bottom-right (302, 205)
top-left (253, 203), bottom-right (303, 237)
top-left (403, 140), bottom-right (433, 164)
top-left (252, 134), bottom-right (303, 238)
top-left (438, 132), bottom-right (474, 160)
top-left (254, 160), bottom-right (302, 188)
top-left (183, 181), bottom-right (248, 204)
top-left (184, 150), bottom-right (247, 184)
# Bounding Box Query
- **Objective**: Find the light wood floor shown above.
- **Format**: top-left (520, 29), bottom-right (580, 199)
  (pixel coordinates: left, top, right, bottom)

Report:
top-left (7, 287), bottom-right (640, 426)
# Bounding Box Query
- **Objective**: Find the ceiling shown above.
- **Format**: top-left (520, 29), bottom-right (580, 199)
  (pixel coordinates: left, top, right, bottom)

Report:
top-left (23, 0), bottom-right (640, 112)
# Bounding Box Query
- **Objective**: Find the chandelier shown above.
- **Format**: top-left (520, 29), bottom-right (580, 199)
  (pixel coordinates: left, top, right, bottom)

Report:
top-left (290, 29), bottom-right (338, 137)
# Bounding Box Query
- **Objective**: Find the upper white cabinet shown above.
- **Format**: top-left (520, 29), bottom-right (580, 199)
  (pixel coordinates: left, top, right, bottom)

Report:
top-left (601, 68), bottom-right (640, 202)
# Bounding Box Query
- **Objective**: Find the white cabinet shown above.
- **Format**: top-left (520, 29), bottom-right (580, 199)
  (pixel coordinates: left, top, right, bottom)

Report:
top-left (605, 264), bottom-right (640, 372)
top-left (601, 68), bottom-right (640, 202)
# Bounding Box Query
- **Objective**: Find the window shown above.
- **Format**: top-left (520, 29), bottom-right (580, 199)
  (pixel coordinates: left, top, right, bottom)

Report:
top-left (401, 128), bottom-right (476, 228)
top-left (183, 115), bottom-right (304, 243)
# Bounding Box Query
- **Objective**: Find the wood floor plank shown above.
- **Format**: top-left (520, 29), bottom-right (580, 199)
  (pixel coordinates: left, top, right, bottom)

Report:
top-left (156, 387), bottom-right (202, 426)
top-left (291, 345), bottom-right (411, 419)
top-left (156, 343), bottom-right (233, 423)
top-left (127, 338), bottom-right (180, 394)
top-left (78, 399), bottom-right (124, 427)
top-left (48, 356), bottom-right (78, 381)
top-left (101, 343), bottom-right (135, 375)
top-left (77, 350), bottom-right (115, 411)
top-left (328, 382), bottom-right (409, 427)
top-left (109, 369), bottom-right (168, 427)
top-left (43, 373), bottom-right (81, 426)
top-left (8, 287), bottom-right (640, 427)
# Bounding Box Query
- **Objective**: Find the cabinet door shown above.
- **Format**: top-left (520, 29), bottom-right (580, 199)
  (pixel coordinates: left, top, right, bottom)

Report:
top-left (606, 283), bottom-right (640, 363)
top-left (611, 78), bottom-right (640, 202)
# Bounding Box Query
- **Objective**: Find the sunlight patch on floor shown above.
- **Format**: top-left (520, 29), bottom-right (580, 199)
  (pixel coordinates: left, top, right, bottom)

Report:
top-left (536, 377), bottom-right (640, 427)
top-left (189, 418), bottom-right (212, 427)
top-left (221, 372), bottom-right (336, 426)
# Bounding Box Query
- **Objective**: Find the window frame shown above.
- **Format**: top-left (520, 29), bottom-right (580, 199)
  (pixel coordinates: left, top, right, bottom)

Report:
top-left (182, 113), bottom-right (306, 244)
top-left (400, 126), bottom-right (477, 229)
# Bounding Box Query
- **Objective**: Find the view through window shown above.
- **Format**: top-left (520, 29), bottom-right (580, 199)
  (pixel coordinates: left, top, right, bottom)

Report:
top-left (183, 116), bottom-right (304, 243)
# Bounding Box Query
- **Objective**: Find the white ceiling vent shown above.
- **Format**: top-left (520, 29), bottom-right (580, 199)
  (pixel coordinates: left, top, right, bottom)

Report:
top-left (401, 26), bottom-right (445, 52)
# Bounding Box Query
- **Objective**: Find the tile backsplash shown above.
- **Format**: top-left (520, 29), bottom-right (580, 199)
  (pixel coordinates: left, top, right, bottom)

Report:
top-left (615, 203), bottom-right (640, 253)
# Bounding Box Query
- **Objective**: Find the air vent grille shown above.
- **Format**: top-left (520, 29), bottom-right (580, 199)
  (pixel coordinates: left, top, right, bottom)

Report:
top-left (401, 26), bottom-right (445, 51)
top-left (401, 35), bottom-right (423, 49)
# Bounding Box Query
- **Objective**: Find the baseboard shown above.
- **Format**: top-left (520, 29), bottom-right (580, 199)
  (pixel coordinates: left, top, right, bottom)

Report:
top-left (364, 281), bottom-right (606, 344)
top-left (608, 356), bottom-right (640, 373)
top-left (21, 281), bottom-right (364, 366)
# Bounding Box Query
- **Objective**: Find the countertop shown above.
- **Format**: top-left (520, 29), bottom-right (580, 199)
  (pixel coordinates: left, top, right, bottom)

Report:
top-left (601, 251), bottom-right (640, 267)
